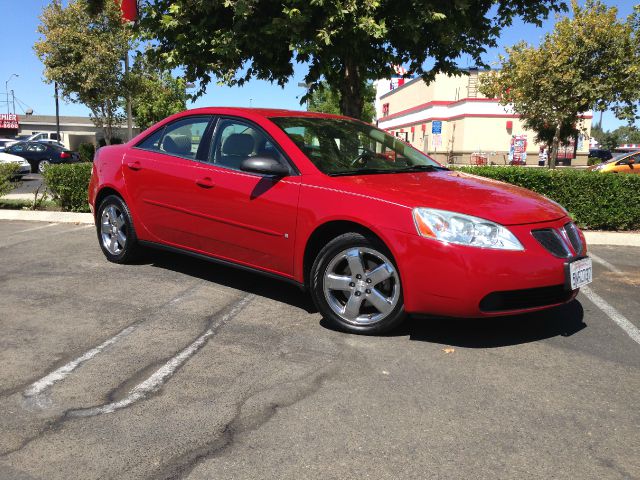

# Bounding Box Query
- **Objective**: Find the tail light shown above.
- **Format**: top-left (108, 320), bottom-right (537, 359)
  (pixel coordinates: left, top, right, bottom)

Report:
top-left (60, 151), bottom-right (71, 159)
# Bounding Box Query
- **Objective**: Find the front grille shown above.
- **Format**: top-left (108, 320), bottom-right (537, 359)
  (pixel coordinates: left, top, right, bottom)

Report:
top-left (563, 222), bottom-right (584, 256)
top-left (531, 229), bottom-right (571, 258)
top-left (479, 285), bottom-right (573, 312)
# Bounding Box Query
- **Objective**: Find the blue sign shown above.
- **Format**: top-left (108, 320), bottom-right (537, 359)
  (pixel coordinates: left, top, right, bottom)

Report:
top-left (432, 121), bottom-right (442, 134)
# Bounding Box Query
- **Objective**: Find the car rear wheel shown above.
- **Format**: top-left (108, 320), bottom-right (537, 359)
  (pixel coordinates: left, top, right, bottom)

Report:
top-left (96, 195), bottom-right (141, 263)
top-left (37, 160), bottom-right (50, 173)
top-left (310, 232), bottom-right (405, 335)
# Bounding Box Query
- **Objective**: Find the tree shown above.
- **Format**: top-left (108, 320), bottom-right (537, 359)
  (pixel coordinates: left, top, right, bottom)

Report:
top-left (106, 0), bottom-right (567, 120)
top-left (308, 81), bottom-right (375, 123)
top-left (130, 55), bottom-right (188, 130)
top-left (35, 0), bottom-right (131, 145)
top-left (591, 124), bottom-right (640, 150)
top-left (480, 1), bottom-right (640, 168)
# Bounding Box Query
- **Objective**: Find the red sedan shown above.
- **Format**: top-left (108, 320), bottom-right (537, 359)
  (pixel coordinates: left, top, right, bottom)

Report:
top-left (88, 108), bottom-right (592, 334)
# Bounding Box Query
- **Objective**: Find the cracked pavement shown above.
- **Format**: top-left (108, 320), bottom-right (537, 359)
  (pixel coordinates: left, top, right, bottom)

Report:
top-left (0, 221), bottom-right (639, 479)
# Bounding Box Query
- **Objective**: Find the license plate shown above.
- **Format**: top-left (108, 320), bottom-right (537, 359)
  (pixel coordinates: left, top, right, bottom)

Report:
top-left (568, 257), bottom-right (593, 290)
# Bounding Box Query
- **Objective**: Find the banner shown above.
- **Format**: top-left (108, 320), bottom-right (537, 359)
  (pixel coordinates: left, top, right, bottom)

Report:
top-left (118, 0), bottom-right (137, 22)
top-left (509, 134), bottom-right (527, 164)
top-left (0, 113), bottom-right (19, 129)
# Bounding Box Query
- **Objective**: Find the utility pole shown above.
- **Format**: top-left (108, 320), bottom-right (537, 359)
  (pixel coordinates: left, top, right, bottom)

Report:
top-left (11, 90), bottom-right (15, 115)
top-left (125, 53), bottom-right (133, 141)
top-left (54, 82), bottom-right (61, 142)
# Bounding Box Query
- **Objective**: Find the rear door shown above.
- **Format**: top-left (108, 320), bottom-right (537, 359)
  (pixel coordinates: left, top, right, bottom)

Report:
top-left (122, 115), bottom-right (216, 249)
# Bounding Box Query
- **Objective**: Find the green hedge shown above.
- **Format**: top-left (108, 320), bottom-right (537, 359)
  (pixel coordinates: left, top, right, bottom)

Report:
top-left (455, 166), bottom-right (640, 231)
top-left (42, 163), bottom-right (92, 212)
top-left (0, 163), bottom-right (20, 198)
top-left (78, 143), bottom-right (96, 163)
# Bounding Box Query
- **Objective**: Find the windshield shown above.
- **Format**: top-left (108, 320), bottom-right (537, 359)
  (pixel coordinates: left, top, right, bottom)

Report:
top-left (270, 117), bottom-right (444, 175)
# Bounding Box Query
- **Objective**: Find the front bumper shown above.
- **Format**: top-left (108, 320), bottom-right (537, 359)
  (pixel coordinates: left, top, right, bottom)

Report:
top-left (383, 216), bottom-right (583, 317)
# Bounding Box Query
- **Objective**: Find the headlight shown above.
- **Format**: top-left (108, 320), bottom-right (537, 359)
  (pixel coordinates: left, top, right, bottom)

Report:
top-left (412, 208), bottom-right (524, 250)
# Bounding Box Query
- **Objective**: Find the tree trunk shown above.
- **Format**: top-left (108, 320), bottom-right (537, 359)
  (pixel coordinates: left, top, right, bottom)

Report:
top-left (338, 60), bottom-right (364, 120)
top-left (548, 123), bottom-right (561, 169)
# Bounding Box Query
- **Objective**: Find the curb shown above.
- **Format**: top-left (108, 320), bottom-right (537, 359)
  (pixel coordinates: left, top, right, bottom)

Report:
top-left (0, 210), bottom-right (93, 224)
top-left (0, 209), bottom-right (638, 247)
top-left (583, 231), bottom-right (640, 247)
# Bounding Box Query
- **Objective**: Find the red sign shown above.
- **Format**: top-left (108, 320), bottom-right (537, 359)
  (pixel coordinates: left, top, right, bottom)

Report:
top-left (558, 137), bottom-right (576, 160)
top-left (0, 114), bottom-right (19, 129)
top-left (117, 0), bottom-right (137, 22)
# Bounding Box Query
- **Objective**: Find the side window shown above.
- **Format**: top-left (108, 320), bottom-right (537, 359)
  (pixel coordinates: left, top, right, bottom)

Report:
top-left (137, 127), bottom-right (165, 151)
top-left (160, 117), bottom-right (209, 159)
top-left (27, 143), bottom-right (46, 152)
top-left (10, 144), bottom-right (25, 153)
top-left (211, 119), bottom-right (285, 171)
top-left (631, 153), bottom-right (640, 164)
top-left (136, 116), bottom-right (210, 160)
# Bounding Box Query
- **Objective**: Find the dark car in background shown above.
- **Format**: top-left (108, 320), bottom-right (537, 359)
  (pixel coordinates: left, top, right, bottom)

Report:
top-left (5, 141), bottom-right (80, 173)
top-left (589, 149), bottom-right (612, 162)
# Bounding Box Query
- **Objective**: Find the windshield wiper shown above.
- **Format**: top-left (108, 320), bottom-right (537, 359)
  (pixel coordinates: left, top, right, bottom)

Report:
top-left (329, 168), bottom-right (397, 176)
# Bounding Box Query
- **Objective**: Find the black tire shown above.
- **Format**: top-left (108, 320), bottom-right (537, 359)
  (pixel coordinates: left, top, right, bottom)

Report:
top-left (310, 232), bottom-right (406, 335)
top-left (96, 194), bottom-right (141, 264)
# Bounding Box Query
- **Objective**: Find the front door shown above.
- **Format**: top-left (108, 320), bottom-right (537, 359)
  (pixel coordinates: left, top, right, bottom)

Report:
top-left (192, 117), bottom-right (301, 277)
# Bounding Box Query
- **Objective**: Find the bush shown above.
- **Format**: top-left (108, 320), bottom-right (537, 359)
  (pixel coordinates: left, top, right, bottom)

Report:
top-left (587, 157), bottom-right (604, 166)
top-left (455, 166), bottom-right (640, 231)
top-left (0, 163), bottom-right (20, 197)
top-left (78, 143), bottom-right (96, 162)
top-left (42, 163), bottom-right (92, 212)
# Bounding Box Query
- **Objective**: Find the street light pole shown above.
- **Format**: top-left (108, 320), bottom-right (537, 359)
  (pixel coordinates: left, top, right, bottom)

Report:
top-left (5, 74), bottom-right (18, 115)
top-left (55, 82), bottom-right (61, 142)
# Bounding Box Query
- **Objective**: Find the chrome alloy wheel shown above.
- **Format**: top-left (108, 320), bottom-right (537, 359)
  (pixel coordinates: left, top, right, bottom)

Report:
top-left (323, 247), bottom-right (400, 326)
top-left (38, 160), bottom-right (50, 173)
top-left (100, 204), bottom-right (127, 255)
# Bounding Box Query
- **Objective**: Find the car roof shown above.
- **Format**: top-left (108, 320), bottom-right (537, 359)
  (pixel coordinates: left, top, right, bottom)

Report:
top-left (176, 107), bottom-right (351, 120)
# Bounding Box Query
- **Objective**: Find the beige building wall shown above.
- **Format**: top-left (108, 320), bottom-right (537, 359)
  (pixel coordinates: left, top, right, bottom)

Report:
top-left (377, 72), bottom-right (593, 166)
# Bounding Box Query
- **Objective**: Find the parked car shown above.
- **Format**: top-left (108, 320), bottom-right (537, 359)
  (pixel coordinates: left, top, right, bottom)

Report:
top-left (589, 151), bottom-right (640, 174)
top-left (588, 149), bottom-right (612, 162)
top-left (0, 138), bottom-right (15, 152)
top-left (0, 151), bottom-right (31, 177)
top-left (89, 108), bottom-right (592, 334)
top-left (5, 141), bottom-right (79, 173)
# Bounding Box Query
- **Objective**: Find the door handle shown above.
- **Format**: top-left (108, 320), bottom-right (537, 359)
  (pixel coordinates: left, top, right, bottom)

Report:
top-left (127, 161), bottom-right (142, 171)
top-left (195, 177), bottom-right (215, 189)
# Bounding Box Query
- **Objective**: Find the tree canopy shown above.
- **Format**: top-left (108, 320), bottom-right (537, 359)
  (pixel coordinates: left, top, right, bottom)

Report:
top-left (480, 0), bottom-right (640, 167)
top-left (130, 54), bottom-right (188, 130)
top-left (35, 0), bottom-right (187, 143)
top-left (308, 81), bottom-right (376, 123)
top-left (120, 0), bottom-right (567, 119)
top-left (35, 0), bottom-right (130, 144)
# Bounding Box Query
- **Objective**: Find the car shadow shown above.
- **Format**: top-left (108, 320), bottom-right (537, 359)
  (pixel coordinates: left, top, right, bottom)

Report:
top-left (140, 248), bottom-right (317, 314)
top-left (396, 300), bottom-right (586, 348)
top-left (140, 248), bottom-right (586, 348)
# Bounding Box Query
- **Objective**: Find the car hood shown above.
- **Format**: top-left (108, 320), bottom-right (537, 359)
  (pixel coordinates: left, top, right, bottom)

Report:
top-left (328, 170), bottom-right (567, 226)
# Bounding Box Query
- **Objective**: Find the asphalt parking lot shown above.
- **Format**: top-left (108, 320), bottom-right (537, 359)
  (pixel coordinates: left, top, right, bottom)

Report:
top-left (0, 220), bottom-right (638, 480)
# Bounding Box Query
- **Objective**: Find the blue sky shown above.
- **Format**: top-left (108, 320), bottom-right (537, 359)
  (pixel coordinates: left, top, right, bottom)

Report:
top-left (1, 0), bottom-right (637, 130)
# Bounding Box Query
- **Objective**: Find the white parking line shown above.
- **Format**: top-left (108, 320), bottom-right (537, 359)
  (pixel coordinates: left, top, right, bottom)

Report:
top-left (0, 224), bottom-right (92, 249)
top-left (10, 223), bottom-right (59, 235)
top-left (70, 294), bottom-right (253, 417)
top-left (581, 286), bottom-right (640, 346)
top-left (589, 252), bottom-right (623, 274)
top-left (24, 325), bottom-right (137, 398)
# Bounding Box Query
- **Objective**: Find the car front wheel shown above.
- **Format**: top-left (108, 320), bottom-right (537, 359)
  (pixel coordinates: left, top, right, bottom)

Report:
top-left (310, 232), bottom-right (405, 335)
top-left (96, 194), bottom-right (141, 263)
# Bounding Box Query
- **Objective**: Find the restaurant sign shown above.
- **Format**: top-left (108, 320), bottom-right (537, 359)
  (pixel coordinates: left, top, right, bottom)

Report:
top-left (0, 114), bottom-right (19, 129)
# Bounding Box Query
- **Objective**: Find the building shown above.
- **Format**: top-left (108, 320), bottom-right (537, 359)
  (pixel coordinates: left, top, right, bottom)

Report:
top-left (375, 70), bottom-right (593, 166)
top-left (0, 113), bottom-right (138, 150)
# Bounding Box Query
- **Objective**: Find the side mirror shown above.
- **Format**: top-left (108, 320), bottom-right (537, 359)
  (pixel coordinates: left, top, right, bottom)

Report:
top-left (240, 156), bottom-right (290, 177)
